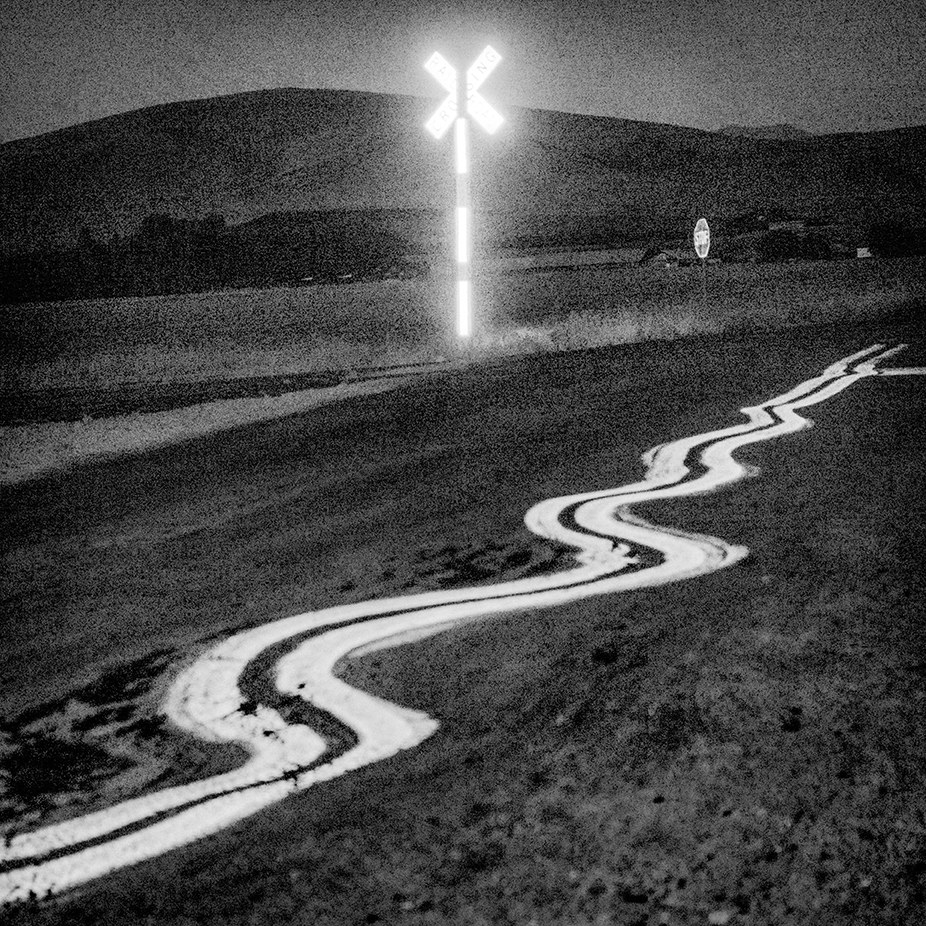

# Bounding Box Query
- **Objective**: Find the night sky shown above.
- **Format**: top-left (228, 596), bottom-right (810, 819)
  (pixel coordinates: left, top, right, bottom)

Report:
top-left (2, 0), bottom-right (924, 143)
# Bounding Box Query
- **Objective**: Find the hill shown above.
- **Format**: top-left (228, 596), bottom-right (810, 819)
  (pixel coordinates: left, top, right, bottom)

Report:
top-left (717, 123), bottom-right (814, 141)
top-left (2, 88), bottom-right (925, 260)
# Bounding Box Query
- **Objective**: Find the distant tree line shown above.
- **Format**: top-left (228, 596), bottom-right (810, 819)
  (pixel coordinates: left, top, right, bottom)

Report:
top-left (713, 218), bottom-right (926, 264)
top-left (0, 212), bottom-right (412, 305)
top-left (3, 212), bottom-right (925, 304)
top-left (755, 230), bottom-right (832, 262)
top-left (867, 222), bottom-right (926, 258)
top-left (754, 223), bottom-right (926, 262)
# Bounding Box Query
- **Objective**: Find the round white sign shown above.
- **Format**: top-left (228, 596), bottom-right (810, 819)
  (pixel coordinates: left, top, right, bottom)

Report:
top-left (693, 217), bottom-right (710, 260)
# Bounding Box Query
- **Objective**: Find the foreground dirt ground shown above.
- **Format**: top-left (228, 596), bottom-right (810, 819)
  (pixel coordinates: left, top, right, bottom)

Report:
top-left (2, 316), bottom-right (924, 924)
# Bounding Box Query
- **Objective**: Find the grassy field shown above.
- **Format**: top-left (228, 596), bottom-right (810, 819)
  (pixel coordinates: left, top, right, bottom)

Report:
top-left (2, 257), bottom-right (923, 391)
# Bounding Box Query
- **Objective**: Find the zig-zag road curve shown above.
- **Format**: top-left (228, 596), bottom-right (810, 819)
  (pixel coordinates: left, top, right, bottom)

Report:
top-left (2, 343), bottom-right (923, 904)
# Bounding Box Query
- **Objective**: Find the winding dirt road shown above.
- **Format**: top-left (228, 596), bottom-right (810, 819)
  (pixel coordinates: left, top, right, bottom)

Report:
top-left (2, 342), bottom-right (924, 904)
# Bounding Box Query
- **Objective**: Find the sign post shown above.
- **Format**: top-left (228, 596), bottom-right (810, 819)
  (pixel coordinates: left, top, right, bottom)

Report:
top-left (693, 217), bottom-right (710, 314)
top-left (425, 46), bottom-right (503, 340)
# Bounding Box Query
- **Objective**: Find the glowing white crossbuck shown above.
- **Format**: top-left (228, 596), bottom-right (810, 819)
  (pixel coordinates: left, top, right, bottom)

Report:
top-left (424, 46), bottom-right (503, 139)
top-left (424, 46), bottom-right (503, 338)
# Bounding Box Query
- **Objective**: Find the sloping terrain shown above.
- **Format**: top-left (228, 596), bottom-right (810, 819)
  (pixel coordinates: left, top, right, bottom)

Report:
top-left (1, 318), bottom-right (924, 924)
top-left (2, 88), bottom-right (924, 254)
top-left (717, 124), bottom-right (814, 141)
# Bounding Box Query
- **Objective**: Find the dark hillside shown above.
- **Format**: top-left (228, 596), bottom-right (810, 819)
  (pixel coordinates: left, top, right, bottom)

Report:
top-left (2, 88), bottom-right (924, 257)
top-left (717, 123), bottom-right (814, 140)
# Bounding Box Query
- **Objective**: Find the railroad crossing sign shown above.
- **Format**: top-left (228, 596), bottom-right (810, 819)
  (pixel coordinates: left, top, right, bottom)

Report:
top-left (693, 217), bottom-right (711, 260)
top-left (425, 47), bottom-right (504, 140)
top-left (424, 52), bottom-right (458, 139)
top-left (466, 46), bottom-right (503, 134)
top-left (425, 46), bottom-right (504, 339)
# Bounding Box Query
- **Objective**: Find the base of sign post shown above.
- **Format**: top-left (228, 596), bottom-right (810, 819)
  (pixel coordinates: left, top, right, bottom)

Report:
top-left (701, 258), bottom-right (707, 314)
top-left (457, 279), bottom-right (471, 338)
top-left (446, 328), bottom-right (476, 365)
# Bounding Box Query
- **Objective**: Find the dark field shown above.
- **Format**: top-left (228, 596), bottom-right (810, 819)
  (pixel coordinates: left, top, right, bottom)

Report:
top-left (2, 314), bottom-right (925, 924)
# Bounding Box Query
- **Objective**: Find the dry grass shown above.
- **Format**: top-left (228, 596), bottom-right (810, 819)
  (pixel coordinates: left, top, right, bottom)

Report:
top-left (11, 340), bottom-right (439, 390)
top-left (3, 257), bottom-right (923, 390)
top-left (475, 257), bottom-right (923, 357)
top-left (0, 379), bottom-right (410, 486)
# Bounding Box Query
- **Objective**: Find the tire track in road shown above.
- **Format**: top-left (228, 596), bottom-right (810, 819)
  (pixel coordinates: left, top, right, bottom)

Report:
top-left (2, 343), bottom-right (923, 903)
